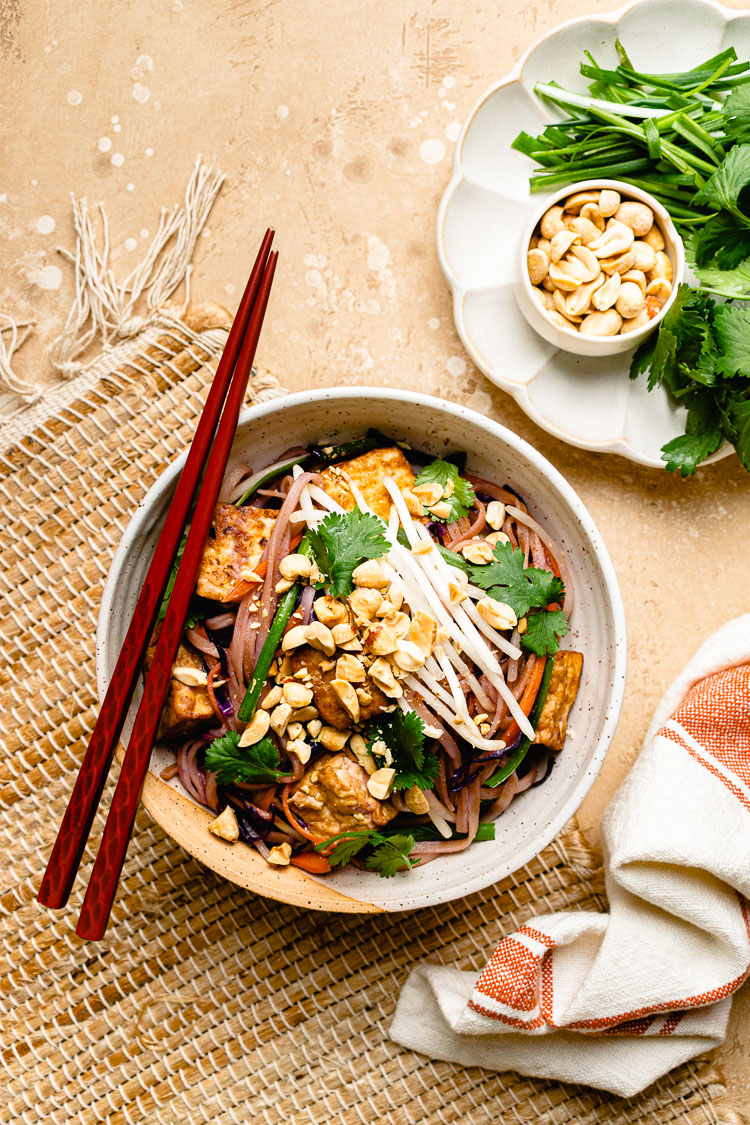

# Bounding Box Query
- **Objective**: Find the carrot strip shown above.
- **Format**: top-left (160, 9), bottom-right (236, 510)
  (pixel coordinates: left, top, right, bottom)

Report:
top-left (502, 656), bottom-right (546, 747)
top-left (290, 851), bottom-right (331, 874)
top-left (288, 531), bottom-right (304, 552)
top-left (281, 785), bottom-right (323, 845)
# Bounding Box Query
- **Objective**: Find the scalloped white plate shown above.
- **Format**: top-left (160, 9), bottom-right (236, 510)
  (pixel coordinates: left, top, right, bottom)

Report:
top-left (437, 0), bottom-right (740, 468)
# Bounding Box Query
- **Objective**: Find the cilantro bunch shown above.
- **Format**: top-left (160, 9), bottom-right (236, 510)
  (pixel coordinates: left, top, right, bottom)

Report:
top-left (630, 284), bottom-right (750, 475)
top-left (468, 541), bottom-right (568, 656)
top-left (315, 830), bottom-right (420, 877)
top-left (204, 730), bottom-right (292, 786)
top-left (412, 459), bottom-right (476, 523)
top-left (365, 711), bottom-right (439, 791)
top-left (307, 508), bottom-right (389, 598)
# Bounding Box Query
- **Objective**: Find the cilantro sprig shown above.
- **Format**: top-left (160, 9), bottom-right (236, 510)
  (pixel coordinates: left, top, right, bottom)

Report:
top-left (413, 459), bottom-right (476, 522)
top-left (468, 541), bottom-right (568, 656)
top-left (630, 284), bottom-right (750, 475)
top-left (307, 508), bottom-right (389, 599)
top-left (315, 830), bottom-right (419, 877)
top-left (468, 540), bottom-right (564, 618)
top-left (365, 710), bottom-right (439, 791)
top-left (203, 731), bottom-right (292, 786)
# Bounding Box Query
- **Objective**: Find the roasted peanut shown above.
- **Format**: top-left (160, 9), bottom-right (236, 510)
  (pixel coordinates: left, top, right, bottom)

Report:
top-left (643, 225), bottom-right (665, 252)
top-left (540, 205), bottom-right (565, 239)
top-left (527, 248), bottom-right (549, 285)
top-left (579, 202), bottom-right (606, 231)
top-left (631, 241), bottom-right (656, 272)
top-left (579, 309), bottom-right (623, 336)
top-left (621, 309), bottom-right (652, 333)
top-left (552, 288), bottom-right (583, 323)
top-left (645, 277), bottom-right (672, 303)
top-left (651, 251), bottom-right (673, 281)
top-left (621, 269), bottom-right (647, 295)
top-left (566, 215), bottom-right (600, 244)
top-left (615, 281), bottom-right (645, 320)
top-left (614, 200), bottom-right (654, 237)
top-left (599, 248), bottom-right (636, 276)
top-left (549, 229), bottom-right (579, 262)
top-left (563, 189), bottom-right (600, 212)
top-left (598, 189), bottom-right (620, 217)
top-left (591, 271), bottom-right (620, 311)
top-left (590, 221), bottom-right (634, 259)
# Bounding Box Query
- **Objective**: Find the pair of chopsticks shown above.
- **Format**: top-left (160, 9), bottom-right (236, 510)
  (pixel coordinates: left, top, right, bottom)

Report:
top-left (38, 229), bottom-right (279, 940)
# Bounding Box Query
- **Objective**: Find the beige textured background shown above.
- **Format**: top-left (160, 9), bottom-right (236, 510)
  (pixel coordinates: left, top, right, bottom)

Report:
top-left (3, 0), bottom-right (750, 1105)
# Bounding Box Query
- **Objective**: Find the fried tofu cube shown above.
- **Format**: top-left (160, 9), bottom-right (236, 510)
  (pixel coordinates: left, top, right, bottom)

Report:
top-left (156, 642), bottom-right (214, 739)
top-left (533, 651), bottom-right (583, 751)
top-left (319, 446), bottom-right (415, 522)
top-left (196, 504), bottom-right (276, 603)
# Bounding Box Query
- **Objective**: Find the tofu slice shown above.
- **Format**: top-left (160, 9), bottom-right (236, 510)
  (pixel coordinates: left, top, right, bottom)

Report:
top-left (196, 504), bottom-right (276, 603)
top-left (319, 446), bottom-right (415, 522)
top-left (533, 651), bottom-right (583, 752)
top-left (150, 641), bottom-right (214, 740)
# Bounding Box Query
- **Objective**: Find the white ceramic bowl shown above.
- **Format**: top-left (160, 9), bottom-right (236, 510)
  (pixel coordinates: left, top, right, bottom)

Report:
top-left (515, 178), bottom-right (685, 357)
top-left (97, 388), bottom-right (627, 913)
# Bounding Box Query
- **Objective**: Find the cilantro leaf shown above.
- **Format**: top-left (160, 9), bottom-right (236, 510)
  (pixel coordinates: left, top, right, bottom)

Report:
top-left (723, 84), bottom-right (750, 145)
top-left (316, 830), bottom-right (374, 868)
top-left (693, 213), bottom-right (750, 270)
top-left (314, 829), bottom-right (420, 877)
top-left (712, 303), bottom-right (750, 378)
top-left (413, 459), bottom-right (476, 522)
top-left (720, 391), bottom-right (750, 472)
top-left (693, 143), bottom-right (750, 223)
top-left (521, 609), bottom-right (569, 657)
top-left (365, 710), bottom-right (439, 791)
top-left (693, 258), bottom-right (750, 300)
top-left (306, 509), bottom-right (389, 599)
top-left (203, 731), bottom-right (291, 785)
top-left (468, 540), bottom-right (565, 618)
top-left (660, 392), bottom-right (723, 476)
top-left (365, 834), bottom-right (419, 877)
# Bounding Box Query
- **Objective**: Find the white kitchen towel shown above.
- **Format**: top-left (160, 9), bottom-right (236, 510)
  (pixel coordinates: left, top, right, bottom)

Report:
top-left (390, 615), bottom-right (750, 1096)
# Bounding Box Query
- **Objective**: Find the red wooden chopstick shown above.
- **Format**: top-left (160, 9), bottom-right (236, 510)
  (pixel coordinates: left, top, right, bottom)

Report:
top-left (38, 229), bottom-right (275, 912)
top-left (76, 249), bottom-right (279, 941)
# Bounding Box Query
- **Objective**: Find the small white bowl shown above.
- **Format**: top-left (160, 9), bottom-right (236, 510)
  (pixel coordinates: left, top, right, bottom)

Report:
top-left (515, 178), bottom-right (685, 357)
top-left (97, 388), bottom-right (627, 913)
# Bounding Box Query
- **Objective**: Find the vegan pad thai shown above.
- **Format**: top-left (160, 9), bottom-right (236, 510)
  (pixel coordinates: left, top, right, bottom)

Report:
top-left (153, 433), bottom-right (583, 877)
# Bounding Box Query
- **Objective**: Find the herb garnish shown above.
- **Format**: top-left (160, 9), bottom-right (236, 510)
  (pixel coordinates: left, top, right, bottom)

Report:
top-left (365, 711), bottom-right (439, 791)
top-left (315, 830), bottom-right (420, 877)
top-left (630, 283), bottom-right (750, 474)
top-left (307, 509), bottom-right (389, 599)
top-left (413, 459), bottom-right (476, 522)
top-left (468, 541), bottom-right (568, 656)
top-left (203, 731), bottom-right (292, 786)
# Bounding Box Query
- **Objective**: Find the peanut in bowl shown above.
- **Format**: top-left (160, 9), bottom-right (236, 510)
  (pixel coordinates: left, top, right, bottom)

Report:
top-left (514, 179), bottom-right (685, 358)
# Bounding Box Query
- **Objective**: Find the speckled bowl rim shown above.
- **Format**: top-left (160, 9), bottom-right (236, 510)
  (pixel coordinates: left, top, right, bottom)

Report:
top-left (436, 0), bottom-right (734, 468)
top-left (96, 386), bottom-right (627, 913)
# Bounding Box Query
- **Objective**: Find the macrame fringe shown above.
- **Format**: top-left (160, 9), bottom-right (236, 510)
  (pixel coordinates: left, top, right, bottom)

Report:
top-left (0, 315), bottom-right (42, 418)
top-left (49, 154), bottom-right (225, 378)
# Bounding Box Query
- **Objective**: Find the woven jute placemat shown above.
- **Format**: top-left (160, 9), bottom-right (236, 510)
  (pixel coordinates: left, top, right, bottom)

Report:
top-left (1, 307), bottom-right (742, 1125)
